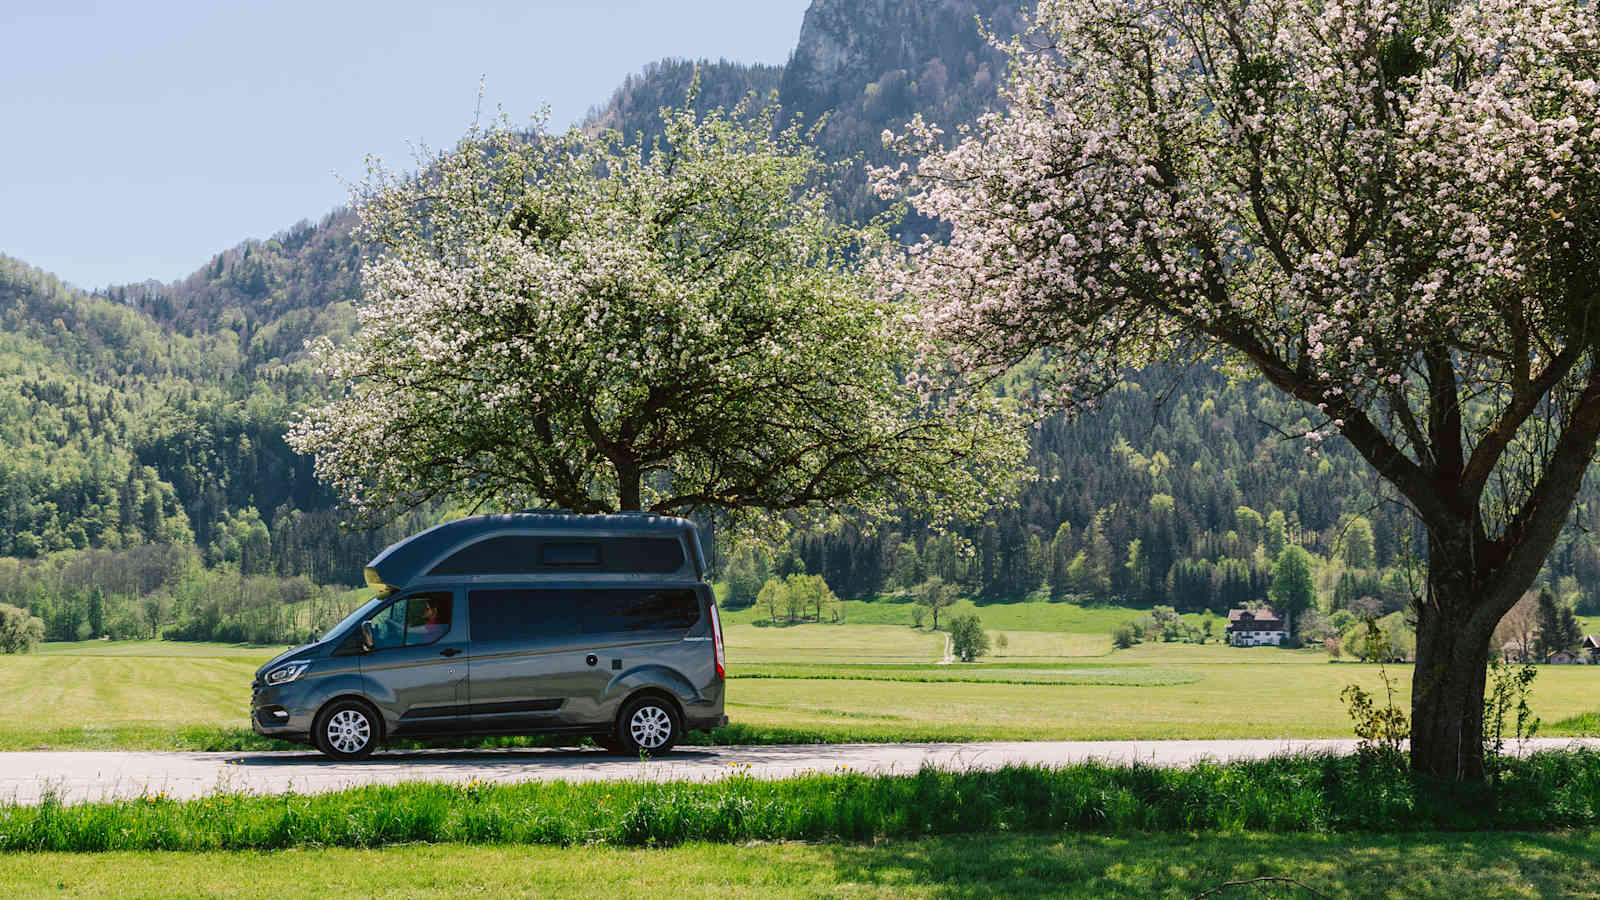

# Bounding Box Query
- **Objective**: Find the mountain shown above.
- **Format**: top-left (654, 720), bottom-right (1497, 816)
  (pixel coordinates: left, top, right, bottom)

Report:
top-left (3, 0), bottom-right (1599, 644)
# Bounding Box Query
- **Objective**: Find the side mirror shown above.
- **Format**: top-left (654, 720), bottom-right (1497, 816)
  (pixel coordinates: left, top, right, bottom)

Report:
top-left (332, 625), bottom-right (369, 657)
top-left (361, 620), bottom-right (375, 651)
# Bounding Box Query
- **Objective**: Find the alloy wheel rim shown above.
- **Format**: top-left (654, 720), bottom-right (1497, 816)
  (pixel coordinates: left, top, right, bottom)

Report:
top-left (327, 709), bottom-right (371, 754)
top-left (629, 706), bottom-right (672, 749)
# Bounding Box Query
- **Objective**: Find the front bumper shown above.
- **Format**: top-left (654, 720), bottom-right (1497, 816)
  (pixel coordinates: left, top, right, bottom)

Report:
top-left (250, 679), bottom-right (316, 742)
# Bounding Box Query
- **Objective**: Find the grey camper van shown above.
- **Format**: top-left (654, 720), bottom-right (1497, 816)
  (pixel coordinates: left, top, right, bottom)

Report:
top-left (250, 514), bottom-right (727, 760)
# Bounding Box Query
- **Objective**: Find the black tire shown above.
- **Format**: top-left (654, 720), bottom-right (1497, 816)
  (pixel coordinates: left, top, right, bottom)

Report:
top-left (313, 699), bottom-right (380, 761)
top-left (615, 695), bottom-right (682, 755)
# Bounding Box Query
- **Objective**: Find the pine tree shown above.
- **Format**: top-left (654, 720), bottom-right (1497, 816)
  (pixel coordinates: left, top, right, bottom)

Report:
top-left (1535, 587), bottom-right (1581, 659)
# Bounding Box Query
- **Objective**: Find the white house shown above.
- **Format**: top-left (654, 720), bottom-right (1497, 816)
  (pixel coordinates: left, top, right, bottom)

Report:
top-left (1227, 607), bottom-right (1287, 647)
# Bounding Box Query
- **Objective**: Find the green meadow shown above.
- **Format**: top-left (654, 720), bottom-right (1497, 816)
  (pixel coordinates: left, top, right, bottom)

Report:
top-left (2, 598), bottom-right (1597, 750)
top-left (9, 832), bottom-right (1600, 899)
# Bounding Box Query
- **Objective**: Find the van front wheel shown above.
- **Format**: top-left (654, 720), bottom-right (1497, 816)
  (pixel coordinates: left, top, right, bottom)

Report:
top-left (617, 696), bottom-right (681, 755)
top-left (313, 699), bottom-right (379, 761)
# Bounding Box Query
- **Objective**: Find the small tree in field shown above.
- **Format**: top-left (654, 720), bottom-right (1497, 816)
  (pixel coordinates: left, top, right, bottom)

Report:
top-left (913, 576), bottom-right (961, 630)
top-left (1269, 547), bottom-right (1316, 639)
top-left (881, 0), bottom-right (1600, 780)
top-left (757, 578), bottom-right (788, 626)
top-left (290, 92), bottom-right (1022, 529)
top-left (784, 573), bottom-right (842, 623)
top-left (948, 613), bottom-right (991, 661)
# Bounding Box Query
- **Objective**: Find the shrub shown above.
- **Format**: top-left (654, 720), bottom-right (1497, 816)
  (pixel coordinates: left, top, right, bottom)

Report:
top-left (0, 602), bottom-right (45, 654)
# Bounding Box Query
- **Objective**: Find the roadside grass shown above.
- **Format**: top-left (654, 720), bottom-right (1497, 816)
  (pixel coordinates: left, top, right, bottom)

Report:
top-left (5, 753), bottom-right (1600, 853)
top-left (1552, 712), bottom-right (1600, 734)
top-left (7, 831), bottom-right (1600, 898)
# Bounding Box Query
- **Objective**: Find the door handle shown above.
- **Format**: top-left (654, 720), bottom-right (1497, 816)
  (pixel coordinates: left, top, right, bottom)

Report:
top-left (439, 647), bottom-right (461, 657)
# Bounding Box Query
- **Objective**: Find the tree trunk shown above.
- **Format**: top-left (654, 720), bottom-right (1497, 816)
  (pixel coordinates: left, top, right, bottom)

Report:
top-left (616, 462), bottom-right (642, 511)
top-left (1408, 526), bottom-right (1514, 781)
top-left (1409, 597), bottom-right (1494, 781)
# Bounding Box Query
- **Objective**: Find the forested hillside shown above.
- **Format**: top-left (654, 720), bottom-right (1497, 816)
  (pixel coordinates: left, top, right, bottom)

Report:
top-left (3, 0), bottom-right (1599, 648)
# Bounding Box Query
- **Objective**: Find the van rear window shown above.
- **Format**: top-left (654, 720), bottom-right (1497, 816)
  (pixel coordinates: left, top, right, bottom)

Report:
top-left (468, 588), bottom-right (701, 642)
top-left (429, 536), bottom-right (685, 576)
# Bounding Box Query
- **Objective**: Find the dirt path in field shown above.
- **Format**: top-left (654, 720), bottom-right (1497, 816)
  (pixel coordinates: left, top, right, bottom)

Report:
top-left (6, 738), bottom-right (1599, 806)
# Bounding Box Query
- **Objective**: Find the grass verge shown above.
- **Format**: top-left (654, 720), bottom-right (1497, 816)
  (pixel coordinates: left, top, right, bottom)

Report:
top-left (6, 831), bottom-right (1600, 898)
top-left (6, 752), bottom-right (1600, 853)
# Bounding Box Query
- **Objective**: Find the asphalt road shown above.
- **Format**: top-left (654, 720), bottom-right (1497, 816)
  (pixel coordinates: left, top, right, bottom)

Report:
top-left (5, 737), bottom-right (1599, 805)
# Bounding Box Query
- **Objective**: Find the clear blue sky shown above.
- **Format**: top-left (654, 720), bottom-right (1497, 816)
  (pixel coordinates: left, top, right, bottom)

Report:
top-left (1, 0), bottom-right (811, 290)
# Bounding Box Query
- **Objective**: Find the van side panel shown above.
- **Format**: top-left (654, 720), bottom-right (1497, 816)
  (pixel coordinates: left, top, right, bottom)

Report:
top-left (590, 584), bottom-right (724, 731)
top-left (465, 588), bottom-right (582, 730)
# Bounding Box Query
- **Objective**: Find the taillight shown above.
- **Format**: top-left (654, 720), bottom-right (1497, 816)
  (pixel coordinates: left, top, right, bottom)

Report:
top-left (709, 601), bottom-right (725, 680)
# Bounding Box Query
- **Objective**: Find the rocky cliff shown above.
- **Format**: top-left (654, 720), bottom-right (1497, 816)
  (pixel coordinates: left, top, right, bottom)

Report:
top-left (781, 0), bottom-right (1023, 122)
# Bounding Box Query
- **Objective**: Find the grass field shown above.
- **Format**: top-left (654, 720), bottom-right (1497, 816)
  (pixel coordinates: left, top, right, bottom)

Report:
top-left (5, 832), bottom-right (1600, 898)
top-left (3, 631), bottom-right (1597, 749)
top-left (0, 643), bottom-right (267, 750)
top-left (720, 595), bottom-right (1208, 636)
top-left (722, 623), bottom-right (945, 665)
top-left (34, 641), bottom-right (276, 657)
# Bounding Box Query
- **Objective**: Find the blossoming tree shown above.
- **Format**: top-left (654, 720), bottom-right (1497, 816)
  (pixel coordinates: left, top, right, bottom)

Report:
top-left (879, 0), bottom-right (1600, 779)
top-left (289, 98), bottom-right (1022, 535)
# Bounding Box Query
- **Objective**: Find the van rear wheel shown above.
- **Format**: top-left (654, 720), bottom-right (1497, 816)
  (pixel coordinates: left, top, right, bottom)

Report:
top-left (616, 695), bottom-right (681, 755)
top-left (313, 699), bottom-right (379, 761)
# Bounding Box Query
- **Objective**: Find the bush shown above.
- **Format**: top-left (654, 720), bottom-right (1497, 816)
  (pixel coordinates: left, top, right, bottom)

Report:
top-left (1112, 624), bottom-right (1137, 649)
top-left (0, 602), bottom-right (45, 653)
top-left (104, 607), bottom-right (149, 641)
top-left (948, 613), bottom-right (989, 661)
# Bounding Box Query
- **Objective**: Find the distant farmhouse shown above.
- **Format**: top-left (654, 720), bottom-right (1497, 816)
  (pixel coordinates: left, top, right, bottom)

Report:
top-left (1546, 637), bottom-right (1598, 665)
top-left (1227, 607), bottom-right (1286, 647)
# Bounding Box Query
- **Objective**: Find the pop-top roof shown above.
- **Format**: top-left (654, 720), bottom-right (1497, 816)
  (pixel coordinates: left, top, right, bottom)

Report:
top-left (363, 513), bottom-right (704, 590)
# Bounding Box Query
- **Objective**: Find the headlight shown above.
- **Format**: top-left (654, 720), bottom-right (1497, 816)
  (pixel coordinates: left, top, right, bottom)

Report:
top-left (265, 661), bottom-right (312, 685)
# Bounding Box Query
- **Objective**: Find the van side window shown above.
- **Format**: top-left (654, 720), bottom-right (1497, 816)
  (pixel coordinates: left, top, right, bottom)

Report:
top-left (468, 589), bottom-right (581, 643)
top-left (403, 593), bottom-right (453, 646)
top-left (585, 589), bottom-right (701, 633)
top-left (541, 542), bottom-right (599, 566)
top-left (367, 592), bottom-right (453, 650)
top-left (467, 588), bottom-right (701, 642)
top-left (368, 599), bottom-right (406, 651)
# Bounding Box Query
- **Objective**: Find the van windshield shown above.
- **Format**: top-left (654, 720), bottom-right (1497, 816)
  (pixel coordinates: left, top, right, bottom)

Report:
top-left (320, 595), bottom-right (389, 643)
